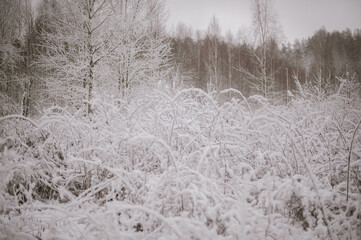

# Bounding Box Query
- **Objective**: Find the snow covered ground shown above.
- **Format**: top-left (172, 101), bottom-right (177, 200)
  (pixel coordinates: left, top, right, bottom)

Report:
top-left (1, 83), bottom-right (360, 239)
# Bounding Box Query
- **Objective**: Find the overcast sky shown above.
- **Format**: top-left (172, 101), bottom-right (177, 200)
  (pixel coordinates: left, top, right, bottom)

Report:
top-left (165, 0), bottom-right (361, 43)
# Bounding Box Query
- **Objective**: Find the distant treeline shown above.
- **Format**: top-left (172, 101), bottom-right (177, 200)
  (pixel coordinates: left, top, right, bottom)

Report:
top-left (170, 26), bottom-right (361, 96)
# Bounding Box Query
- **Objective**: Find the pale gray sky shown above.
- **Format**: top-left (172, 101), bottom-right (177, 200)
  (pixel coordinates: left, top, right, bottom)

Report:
top-left (165, 0), bottom-right (361, 43)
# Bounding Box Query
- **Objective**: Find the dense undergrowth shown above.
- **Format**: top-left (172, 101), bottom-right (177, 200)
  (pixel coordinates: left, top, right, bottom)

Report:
top-left (0, 79), bottom-right (361, 239)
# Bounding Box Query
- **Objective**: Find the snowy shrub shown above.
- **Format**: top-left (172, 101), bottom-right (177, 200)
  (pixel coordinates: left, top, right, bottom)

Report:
top-left (0, 93), bottom-right (21, 116)
top-left (1, 78), bottom-right (360, 239)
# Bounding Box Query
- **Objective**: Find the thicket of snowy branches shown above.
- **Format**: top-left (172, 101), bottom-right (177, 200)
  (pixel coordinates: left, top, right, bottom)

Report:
top-left (1, 78), bottom-right (360, 239)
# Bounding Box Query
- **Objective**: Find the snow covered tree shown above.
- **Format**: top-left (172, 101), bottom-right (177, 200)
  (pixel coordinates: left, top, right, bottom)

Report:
top-left (237, 0), bottom-right (281, 97)
top-left (107, 0), bottom-right (171, 98)
top-left (225, 30), bottom-right (234, 89)
top-left (205, 15), bottom-right (221, 92)
top-left (35, 0), bottom-right (170, 112)
top-left (0, 0), bottom-right (34, 116)
top-left (35, 0), bottom-right (118, 113)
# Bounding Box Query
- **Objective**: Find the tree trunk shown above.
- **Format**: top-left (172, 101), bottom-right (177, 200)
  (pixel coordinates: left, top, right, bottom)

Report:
top-left (86, 0), bottom-right (95, 115)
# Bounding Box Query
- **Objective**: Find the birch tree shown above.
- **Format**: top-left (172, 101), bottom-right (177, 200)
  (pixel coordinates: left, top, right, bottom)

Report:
top-left (237, 0), bottom-right (280, 97)
top-left (36, 0), bottom-right (119, 113)
top-left (108, 0), bottom-right (170, 98)
top-left (206, 15), bottom-right (221, 92)
top-left (35, 0), bottom-right (170, 112)
top-left (225, 30), bottom-right (234, 89)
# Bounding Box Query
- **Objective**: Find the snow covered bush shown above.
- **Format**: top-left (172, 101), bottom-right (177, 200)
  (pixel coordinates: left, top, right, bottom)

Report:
top-left (0, 78), bottom-right (360, 239)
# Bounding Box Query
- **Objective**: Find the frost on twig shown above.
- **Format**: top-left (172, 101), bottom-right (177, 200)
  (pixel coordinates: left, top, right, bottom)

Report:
top-left (1, 84), bottom-right (360, 239)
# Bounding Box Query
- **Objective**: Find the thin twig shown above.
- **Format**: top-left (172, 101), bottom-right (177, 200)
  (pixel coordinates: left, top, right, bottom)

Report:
top-left (346, 118), bottom-right (361, 202)
top-left (0, 114), bottom-right (38, 127)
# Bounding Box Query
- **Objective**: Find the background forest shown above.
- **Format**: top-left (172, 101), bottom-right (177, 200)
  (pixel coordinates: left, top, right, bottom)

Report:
top-left (0, 0), bottom-right (361, 239)
top-left (171, 22), bottom-right (361, 97)
top-left (1, 0), bottom-right (361, 115)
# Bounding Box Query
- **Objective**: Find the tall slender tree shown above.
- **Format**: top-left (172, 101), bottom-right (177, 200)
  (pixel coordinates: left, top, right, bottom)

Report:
top-left (35, 0), bottom-right (115, 113)
top-left (225, 30), bottom-right (234, 89)
top-left (206, 15), bottom-right (221, 92)
top-left (237, 0), bottom-right (281, 97)
top-left (108, 0), bottom-right (171, 98)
